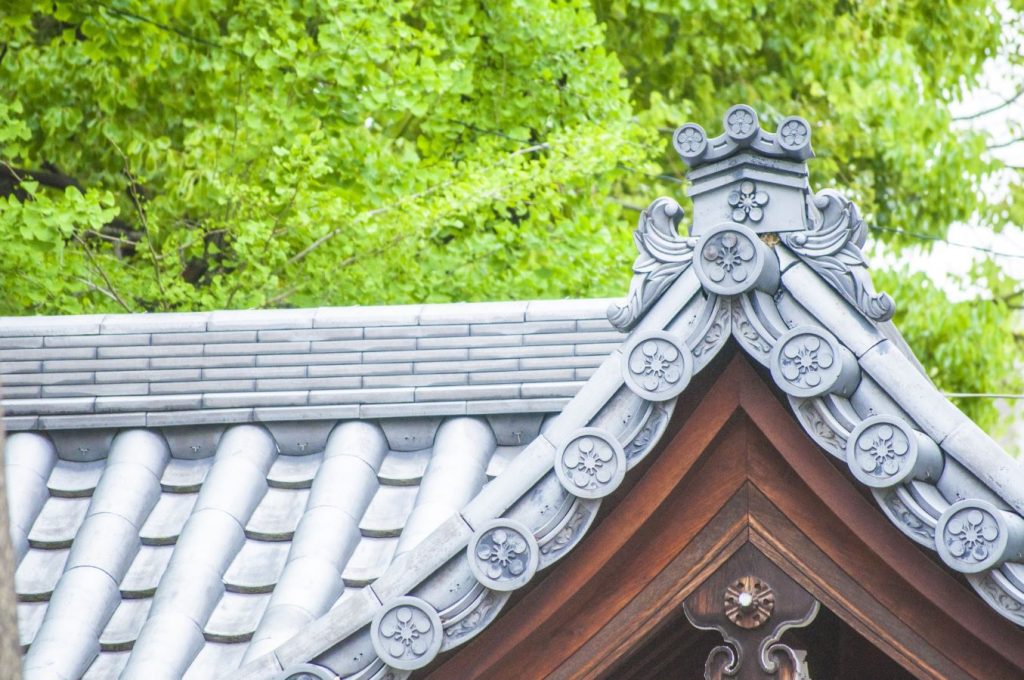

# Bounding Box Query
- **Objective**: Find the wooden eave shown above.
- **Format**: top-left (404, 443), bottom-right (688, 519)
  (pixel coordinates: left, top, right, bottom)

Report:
top-left (430, 353), bottom-right (1024, 680)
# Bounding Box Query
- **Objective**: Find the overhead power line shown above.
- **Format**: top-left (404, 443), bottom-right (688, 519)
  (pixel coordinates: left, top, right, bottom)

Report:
top-left (868, 225), bottom-right (1024, 260)
top-left (946, 393), bottom-right (1024, 399)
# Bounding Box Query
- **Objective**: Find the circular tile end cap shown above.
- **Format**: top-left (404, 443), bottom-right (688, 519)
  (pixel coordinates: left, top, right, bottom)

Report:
top-left (845, 415), bottom-right (939, 489)
top-left (622, 330), bottom-right (693, 402)
top-left (935, 499), bottom-right (1024, 574)
top-left (674, 123), bottom-right (709, 162)
top-left (694, 222), bottom-right (778, 296)
top-left (277, 664), bottom-right (336, 680)
top-left (467, 518), bottom-right (540, 592)
top-left (769, 326), bottom-right (858, 398)
top-left (370, 596), bottom-right (444, 671)
top-left (554, 427), bottom-right (627, 500)
top-left (776, 115), bottom-right (813, 157)
top-left (723, 104), bottom-right (761, 144)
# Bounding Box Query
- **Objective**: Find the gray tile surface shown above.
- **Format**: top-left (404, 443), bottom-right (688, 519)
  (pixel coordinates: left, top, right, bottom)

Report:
top-left (3, 300), bottom-right (618, 433)
top-left (6, 408), bottom-right (553, 677)
top-left (2, 322), bottom-right (583, 680)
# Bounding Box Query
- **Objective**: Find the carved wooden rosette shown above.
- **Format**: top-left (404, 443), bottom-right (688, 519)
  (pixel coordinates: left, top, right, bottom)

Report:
top-left (683, 545), bottom-right (818, 679)
top-left (724, 576), bottom-right (774, 629)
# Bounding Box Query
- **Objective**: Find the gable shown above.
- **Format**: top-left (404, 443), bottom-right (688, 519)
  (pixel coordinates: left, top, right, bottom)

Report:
top-left (430, 356), bottom-right (1024, 679)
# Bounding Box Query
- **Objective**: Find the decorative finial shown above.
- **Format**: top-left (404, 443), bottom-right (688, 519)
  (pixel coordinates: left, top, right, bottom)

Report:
top-left (673, 104), bottom-right (814, 168)
top-left (609, 104), bottom-right (895, 329)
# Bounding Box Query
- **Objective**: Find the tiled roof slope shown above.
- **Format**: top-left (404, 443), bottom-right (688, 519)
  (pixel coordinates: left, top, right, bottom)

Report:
top-left (8, 415), bottom-right (547, 679)
top-left (0, 300), bottom-right (620, 434)
top-left (2, 299), bottom-right (623, 679)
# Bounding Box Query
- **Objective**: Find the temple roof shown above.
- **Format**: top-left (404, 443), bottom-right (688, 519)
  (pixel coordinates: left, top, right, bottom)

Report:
top-left (1, 300), bottom-right (618, 679)
top-left (4, 105), bottom-right (1024, 680)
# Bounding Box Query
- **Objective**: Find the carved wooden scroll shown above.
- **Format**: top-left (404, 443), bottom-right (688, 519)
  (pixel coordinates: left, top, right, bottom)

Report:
top-left (683, 545), bottom-right (819, 679)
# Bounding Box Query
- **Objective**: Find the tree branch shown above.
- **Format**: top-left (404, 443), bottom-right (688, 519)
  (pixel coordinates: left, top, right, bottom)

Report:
top-left (0, 162), bottom-right (84, 192)
top-left (281, 142), bottom-right (551, 271)
top-left (987, 136), bottom-right (1024, 151)
top-left (73, 276), bottom-right (128, 307)
top-left (274, 177), bottom-right (529, 303)
top-left (92, 2), bottom-right (235, 54)
top-left (954, 87), bottom-right (1024, 121)
top-left (72, 233), bottom-right (133, 312)
top-left (107, 136), bottom-right (166, 301)
top-left (225, 185), bottom-right (299, 307)
top-left (1, 161), bottom-right (146, 248)
top-left (265, 284), bottom-right (300, 306)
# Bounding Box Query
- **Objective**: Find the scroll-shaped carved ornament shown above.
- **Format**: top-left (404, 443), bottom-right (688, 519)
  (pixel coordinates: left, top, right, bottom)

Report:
top-left (684, 545), bottom-right (818, 679)
top-left (608, 197), bottom-right (696, 331)
top-left (782, 190), bottom-right (895, 321)
top-left (972, 570), bottom-right (1024, 626)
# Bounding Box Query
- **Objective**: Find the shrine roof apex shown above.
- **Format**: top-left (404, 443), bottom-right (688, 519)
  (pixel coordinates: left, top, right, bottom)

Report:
top-left (673, 103), bottom-right (815, 170)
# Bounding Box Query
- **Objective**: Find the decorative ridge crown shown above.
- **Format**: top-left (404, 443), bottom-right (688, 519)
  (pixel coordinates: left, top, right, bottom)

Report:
top-left (609, 104), bottom-right (895, 331)
top-left (673, 103), bottom-right (814, 169)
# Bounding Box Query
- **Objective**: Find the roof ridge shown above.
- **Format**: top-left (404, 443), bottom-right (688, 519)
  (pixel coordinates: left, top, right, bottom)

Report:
top-left (0, 298), bottom-right (621, 338)
top-left (1, 299), bottom-right (624, 436)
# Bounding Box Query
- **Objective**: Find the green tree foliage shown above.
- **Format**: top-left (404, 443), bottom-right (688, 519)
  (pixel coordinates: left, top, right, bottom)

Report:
top-left (1, 1), bottom-right (1021, 428)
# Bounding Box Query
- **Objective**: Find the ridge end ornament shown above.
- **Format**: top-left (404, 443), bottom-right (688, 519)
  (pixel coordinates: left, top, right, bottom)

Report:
top-left (679, 105), bottom-right (814, 237)
top-left (608, 197), bottom-right (697, 331)
top-left (782, 189), bottom-right (895, 322)
top-left (612, 105), bottom-right (894, 331)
